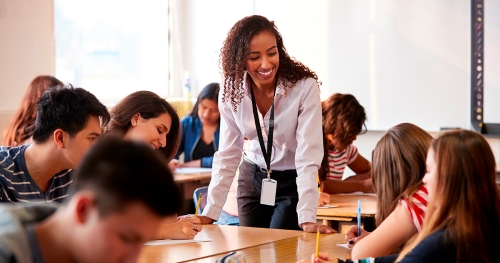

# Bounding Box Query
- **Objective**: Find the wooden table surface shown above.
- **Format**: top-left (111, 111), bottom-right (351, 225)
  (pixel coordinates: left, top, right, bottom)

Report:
top-left (187, 232), bottom-right (350, 263)
top-left (174, 171), bottom-right (212, 184)
top-left (137, 225), bottom-right (304, 263)
top-left (317, 194), bottom-right (377, 218)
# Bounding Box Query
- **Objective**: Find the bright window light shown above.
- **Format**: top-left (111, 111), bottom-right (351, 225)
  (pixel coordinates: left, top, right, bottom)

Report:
top-left (55, 0), bottom-right (170, 106)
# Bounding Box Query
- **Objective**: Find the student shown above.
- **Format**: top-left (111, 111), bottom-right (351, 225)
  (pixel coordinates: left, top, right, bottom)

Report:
top-left (107, 90), bottom-right (180, 162)
top-left (170, 82), bottom-right (220, 168)
top-left (308, 130), bottom-right (500, 263)
top-left (345, 123), bottom-right (432, 259)
top-left (0, 137), bottom-right (181, 263)
top-left (2, 75), bottom-right (64, 146)
top-left (0, 85), bottom-right (110, 203)
top-left (392, 130), bottom-right (500, 262)
top-left (320, 93), bottom-right (372, 194)
top-left (198, 15), bottom-right (334, 233)
top-left (107, 91), bottom-right (201, 239)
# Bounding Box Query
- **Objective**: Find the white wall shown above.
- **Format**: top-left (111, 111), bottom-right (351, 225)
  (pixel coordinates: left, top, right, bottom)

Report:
top-left (0, 0), bottom-right (55, 132)
top-left (0, 0), bottom-right (499, 167)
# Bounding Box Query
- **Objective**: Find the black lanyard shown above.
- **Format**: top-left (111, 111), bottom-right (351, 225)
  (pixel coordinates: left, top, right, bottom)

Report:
top-left (250, 85), bottom-right (276, 179)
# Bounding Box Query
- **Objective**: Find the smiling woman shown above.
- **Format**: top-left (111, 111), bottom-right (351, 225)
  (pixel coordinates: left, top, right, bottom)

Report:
top-left (106, 91), bottom-right (181, 162)
top-left (197, 15), bottom-right (334, 234)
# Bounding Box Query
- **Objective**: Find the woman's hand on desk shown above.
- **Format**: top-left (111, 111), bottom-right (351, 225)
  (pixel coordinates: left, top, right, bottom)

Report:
top-left (344, 225), bottom-right (370, 248)
top-left (168, 159), bottom-right (180, 170)
top-left (300, 222), bottom-right (336, 234)
top-left (156, 217), bottom-right (203, 240)
top-left (177, 214), bottom-right (215, 225)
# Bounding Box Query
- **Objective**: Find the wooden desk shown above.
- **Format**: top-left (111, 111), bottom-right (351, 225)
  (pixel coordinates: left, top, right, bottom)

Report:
top-left (138, 225), bottom-right (304, 263)
top-left (189, 232), bottom-right (350, 263)
top-left (317, 194), bottom-right (377, 233)
top-left (174, 171), bottom-right (212, 184)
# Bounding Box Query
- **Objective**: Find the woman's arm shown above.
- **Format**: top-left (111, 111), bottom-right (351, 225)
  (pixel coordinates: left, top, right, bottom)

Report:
top-left (202, 96), bottom-right (244, 222)
top-left (294, 79), bottom-right (333, 233)
top-left (349, 203), bottom-right (418, 259)
top-left (346, 154), bottom-right (371, 180)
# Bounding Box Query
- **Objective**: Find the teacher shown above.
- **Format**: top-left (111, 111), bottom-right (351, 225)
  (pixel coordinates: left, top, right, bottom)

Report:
top-left (198, 15), bottom-right (334, 233)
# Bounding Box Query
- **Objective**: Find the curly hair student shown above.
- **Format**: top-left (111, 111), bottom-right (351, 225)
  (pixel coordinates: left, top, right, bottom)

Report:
top-left (196, 15), bottom-right (334, 233)
top-left (319, 93), bottom-right (372, 195)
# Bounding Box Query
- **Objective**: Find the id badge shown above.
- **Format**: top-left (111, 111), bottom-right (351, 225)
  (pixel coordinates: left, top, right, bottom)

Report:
top-left (260, 178), bottom-right (277, 206)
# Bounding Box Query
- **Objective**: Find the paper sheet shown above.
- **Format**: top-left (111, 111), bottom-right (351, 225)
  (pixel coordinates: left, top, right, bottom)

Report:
top-left (174, 167), bottom-right (212, 174)
top-left (145, 236), bottom-right (212, 246)
top-left (336, 244), bottom-right (351, 249)
top-left (317, 204), bottom-right (339, 209)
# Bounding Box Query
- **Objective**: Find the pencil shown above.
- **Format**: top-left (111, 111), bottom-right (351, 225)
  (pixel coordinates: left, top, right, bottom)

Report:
top-left (195, 193), bottom-right (202, 217)
top-left (315, 228), bottom-right (320, 258)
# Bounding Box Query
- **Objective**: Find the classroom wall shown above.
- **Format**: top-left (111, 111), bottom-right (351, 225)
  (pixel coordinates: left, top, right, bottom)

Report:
top-left (0, 0), bottom-right (499, 167)
top-left (353, 131), bottom-right (500, 171)
top-left (0, 0), bottom-right (55, 133)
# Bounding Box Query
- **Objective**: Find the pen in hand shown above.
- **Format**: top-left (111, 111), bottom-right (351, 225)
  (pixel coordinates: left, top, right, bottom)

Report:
top-left (357, 200), bottom-right (361, 236)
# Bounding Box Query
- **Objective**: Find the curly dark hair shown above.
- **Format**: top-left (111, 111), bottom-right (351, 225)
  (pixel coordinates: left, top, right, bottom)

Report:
top-left (319, 93), bottom-right (367, 181)
top-left (219, 15), bottom-right (321, 111)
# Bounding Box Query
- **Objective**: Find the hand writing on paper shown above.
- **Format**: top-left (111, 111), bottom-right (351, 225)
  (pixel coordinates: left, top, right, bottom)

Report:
top-left (296, 252), bottom-right (338, 263)
top-left (155, 217), bottom-right (203, 240)
top-left (318, 192), bottom-right (331, 207)
top-left (344, 225), bottom-right (370, 248)
top-left (300, 223), bottom-right (336, 234)
top-left (168, 159), bottom-right (180, 170)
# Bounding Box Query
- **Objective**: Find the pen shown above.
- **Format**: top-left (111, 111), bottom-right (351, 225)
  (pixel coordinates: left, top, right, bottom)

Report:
top-left (195, 193), bottom-right (202, 217)
top-left (357, 200), bottom-right (361, 236)
top-left (315, 228), bottom-right (320, 258)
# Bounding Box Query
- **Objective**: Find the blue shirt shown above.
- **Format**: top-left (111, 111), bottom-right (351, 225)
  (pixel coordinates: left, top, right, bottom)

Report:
top-left (0, 145), bottom-right (73, 203)
top-left (175, 116), bottom-right (220, 168)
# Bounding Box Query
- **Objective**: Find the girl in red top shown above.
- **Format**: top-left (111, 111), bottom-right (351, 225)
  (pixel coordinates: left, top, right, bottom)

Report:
top-left (346, 123), bottom-right (432, 259)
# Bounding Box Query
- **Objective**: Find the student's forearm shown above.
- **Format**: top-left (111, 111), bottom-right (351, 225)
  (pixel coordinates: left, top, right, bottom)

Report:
top-left (344, 171), bottom-right (371, 182)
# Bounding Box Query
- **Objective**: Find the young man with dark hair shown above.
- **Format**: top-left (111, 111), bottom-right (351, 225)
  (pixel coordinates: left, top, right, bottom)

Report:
top-left (0, 137), bottom-right (181, 263)
top-left (0, 85), bottom-right (110, 202)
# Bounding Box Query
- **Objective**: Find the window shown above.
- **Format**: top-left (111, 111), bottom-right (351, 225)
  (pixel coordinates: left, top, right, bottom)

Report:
top-left (55, 0), bottom-right (170, 105)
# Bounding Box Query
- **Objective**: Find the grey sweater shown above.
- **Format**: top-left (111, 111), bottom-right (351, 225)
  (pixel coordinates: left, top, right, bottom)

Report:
top-left (0, 203), bottom-right (57, 263)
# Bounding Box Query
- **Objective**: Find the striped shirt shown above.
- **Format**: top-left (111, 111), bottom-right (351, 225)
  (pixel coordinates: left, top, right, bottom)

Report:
top-left (326, 144), bottom-right (359, 180)
top-left (0, 145), bottom-right (73, 203)
top-left (401, 185), bottom-right (429, 232)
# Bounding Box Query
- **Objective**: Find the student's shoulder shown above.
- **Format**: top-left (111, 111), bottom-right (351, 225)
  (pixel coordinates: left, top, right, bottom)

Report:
top-left (0, 145), bottom-right (27, 168)
top-left (405, 229), bottom-right (454, 262)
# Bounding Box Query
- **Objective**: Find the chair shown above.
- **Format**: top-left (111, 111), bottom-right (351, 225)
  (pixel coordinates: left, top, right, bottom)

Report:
top-left (193, 186), bottom-right (208, 214)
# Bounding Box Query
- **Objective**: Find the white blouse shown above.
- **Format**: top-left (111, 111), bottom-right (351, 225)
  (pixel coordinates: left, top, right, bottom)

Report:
top-left (203, 73), bottom-right (323, 225)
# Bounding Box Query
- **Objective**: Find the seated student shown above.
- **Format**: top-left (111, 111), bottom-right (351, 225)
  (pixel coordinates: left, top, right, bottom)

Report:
top-left (320, 93), bottom-right (372, 195)
top-left (0, 85), bottom-right (110, 203)
top-left (0, 137), bottom-right (181, 263)
top-left (107, 91), bottom-right (201, 239)
top-left (345, 123), bottom-right (432, 259)
top-left (170, 82), bottom-right (220, 168)
top-left (2, 75), bottom-right (64, 146)
top-left (307, 130), bottom-right (500, 263)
